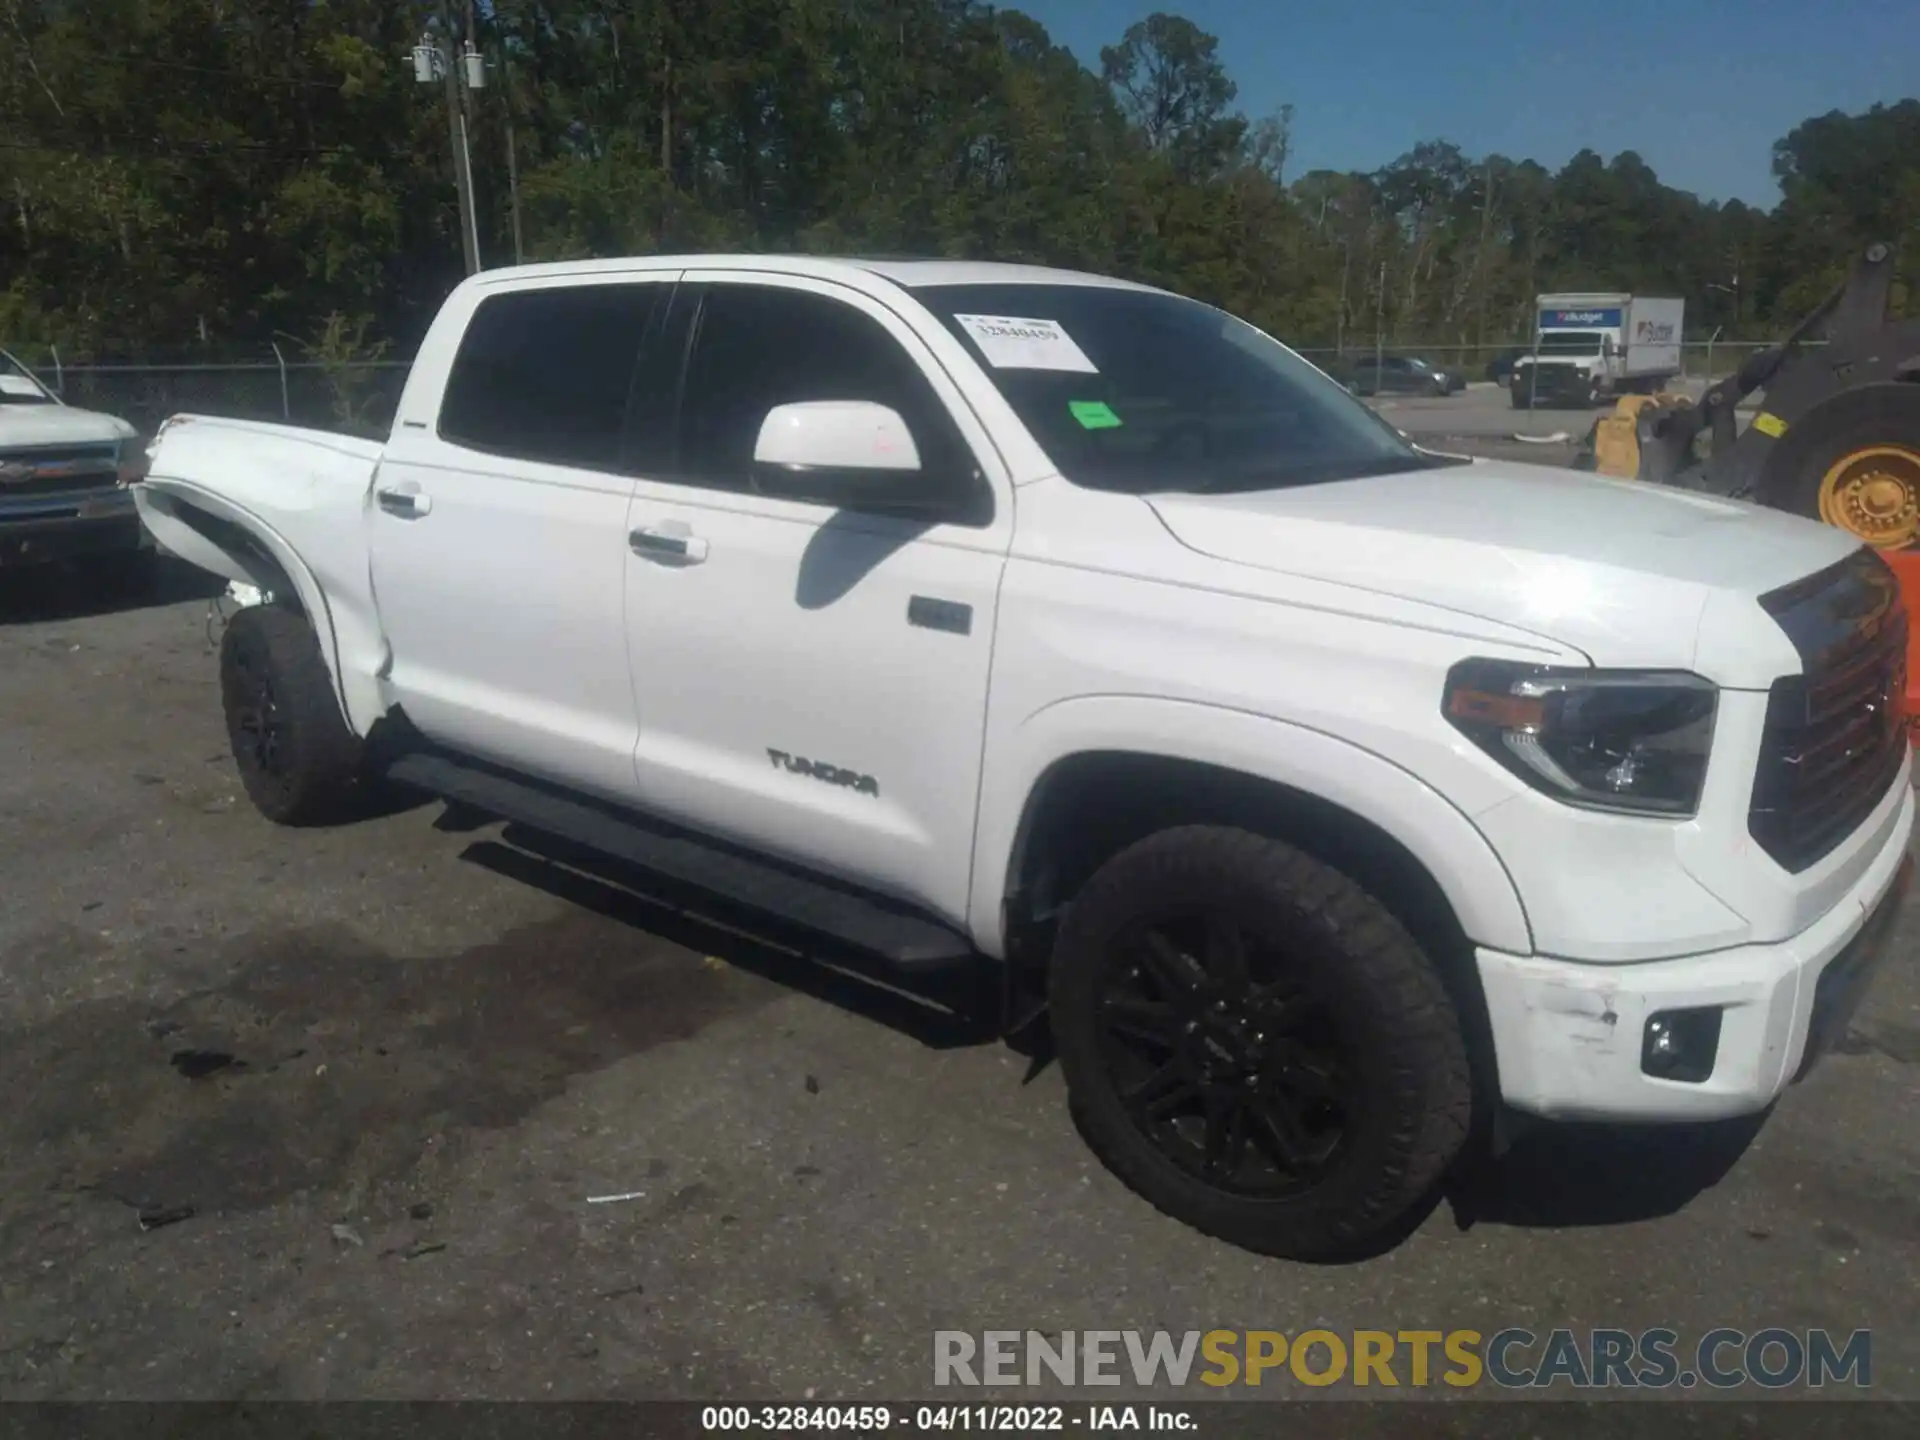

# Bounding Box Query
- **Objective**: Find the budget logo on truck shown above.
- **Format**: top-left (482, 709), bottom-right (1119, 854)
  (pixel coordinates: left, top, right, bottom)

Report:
top-left (1635, 320), bottom-right (1677, 343)
top-left (1544, 308), bottom-right (1622, 326)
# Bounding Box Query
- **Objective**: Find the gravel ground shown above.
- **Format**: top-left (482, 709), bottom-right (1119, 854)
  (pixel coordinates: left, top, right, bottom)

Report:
top-left (1, 544), bottom-right (1917, 1418)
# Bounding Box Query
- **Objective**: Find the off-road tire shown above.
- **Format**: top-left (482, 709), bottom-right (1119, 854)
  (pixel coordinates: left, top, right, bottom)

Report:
top-left (220, 604), bottom-right (365, 826)
top-left (1755, 383), bottom-right (1920, 548)
top-left (1049, 825), bottom-right (1472, 1260)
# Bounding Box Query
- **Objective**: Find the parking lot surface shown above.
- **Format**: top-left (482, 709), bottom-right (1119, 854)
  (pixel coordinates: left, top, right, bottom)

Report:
top-left (2, 551), bottom-right (1918, 1411)
top-left (1361, 375), bottom-right (1754, 464)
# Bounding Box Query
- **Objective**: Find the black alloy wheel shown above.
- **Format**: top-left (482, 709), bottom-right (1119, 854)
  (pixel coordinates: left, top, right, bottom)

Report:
top-left (1096, 911), bottom-right (1353, 1196)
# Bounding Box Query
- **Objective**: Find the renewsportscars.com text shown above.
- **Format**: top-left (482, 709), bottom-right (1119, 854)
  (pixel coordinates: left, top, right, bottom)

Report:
top-left (933, 1328), bottom-right (1871, 1390)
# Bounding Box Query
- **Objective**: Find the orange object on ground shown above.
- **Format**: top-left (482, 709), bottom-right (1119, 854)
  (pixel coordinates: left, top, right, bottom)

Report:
top-left (1888, 547), bottom-right (1920, 747)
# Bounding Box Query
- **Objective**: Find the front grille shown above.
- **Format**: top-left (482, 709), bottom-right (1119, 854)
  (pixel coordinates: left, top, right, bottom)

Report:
top-left (1749, 549), bottom-right (1909, 873)
top-left (0, 444), bottom-right (120, 498)
top-left (1522, 363), bottom-right (1585, 395)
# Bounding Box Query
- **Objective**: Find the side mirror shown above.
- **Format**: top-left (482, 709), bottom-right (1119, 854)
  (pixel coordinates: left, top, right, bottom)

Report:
top-left (753, 400), bottom-right (976, 517)
top-left (754, 400), bottom-right (921, 474)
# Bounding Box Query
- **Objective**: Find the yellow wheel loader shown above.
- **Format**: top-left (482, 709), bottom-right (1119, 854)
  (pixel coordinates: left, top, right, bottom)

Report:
top-left (1577, 242), bottom-right (1918, 743)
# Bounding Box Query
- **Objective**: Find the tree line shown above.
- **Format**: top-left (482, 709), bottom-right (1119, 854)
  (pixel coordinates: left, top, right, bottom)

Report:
top-left (2, 0), bottom-right (1915, 363)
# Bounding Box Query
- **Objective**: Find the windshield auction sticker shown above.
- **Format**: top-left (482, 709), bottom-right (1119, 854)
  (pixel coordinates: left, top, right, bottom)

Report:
top-left (953, 315), bottom-right (1099, 373)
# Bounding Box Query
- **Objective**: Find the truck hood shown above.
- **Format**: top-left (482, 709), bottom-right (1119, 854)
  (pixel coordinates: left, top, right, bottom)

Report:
top-left (0, 404), bottom-right (136, 450)
top-left (1145, 458), bottom-right (1861, 684)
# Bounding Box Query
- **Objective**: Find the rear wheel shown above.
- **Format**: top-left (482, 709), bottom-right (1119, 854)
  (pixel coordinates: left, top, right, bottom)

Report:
top-left (1758, 384), bottom-right (1920, 551)
top-left (220, 604), bottom-right (367, 825)
top-left (1048, 825), bottom-right (1472, 1260)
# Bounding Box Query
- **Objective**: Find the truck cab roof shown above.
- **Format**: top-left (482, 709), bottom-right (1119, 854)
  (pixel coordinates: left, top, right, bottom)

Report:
top-left (461, 253), bottom-right (1167, 296)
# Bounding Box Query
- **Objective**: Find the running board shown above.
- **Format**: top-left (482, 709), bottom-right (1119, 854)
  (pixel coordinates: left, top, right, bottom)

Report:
top-left (384, 751), bottom-right (977, 969)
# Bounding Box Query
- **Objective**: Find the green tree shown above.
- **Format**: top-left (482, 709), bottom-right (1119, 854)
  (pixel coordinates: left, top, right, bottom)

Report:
top-left (1099, 12), bottom-right (1246, 181)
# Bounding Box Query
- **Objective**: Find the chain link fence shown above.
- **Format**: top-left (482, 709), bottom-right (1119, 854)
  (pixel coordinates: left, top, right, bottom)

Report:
top-left (5, 344), bottom-right (411, 440)
top-left (1293, 340), bottom-right (1795, 386)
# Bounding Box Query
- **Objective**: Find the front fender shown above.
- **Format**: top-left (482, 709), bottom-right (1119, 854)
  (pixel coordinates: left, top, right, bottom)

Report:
top-left (135, 480), bottom-right (386, 736)
top-left (967, 695), bottom-right (1534, 958)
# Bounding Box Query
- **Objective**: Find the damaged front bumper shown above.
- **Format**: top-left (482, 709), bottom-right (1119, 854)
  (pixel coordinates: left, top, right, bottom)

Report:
top-left (1475, 784), bottom-right (1913, 1122)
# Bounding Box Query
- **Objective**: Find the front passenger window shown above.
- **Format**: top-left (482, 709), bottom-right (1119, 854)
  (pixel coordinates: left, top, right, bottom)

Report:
top-left (676, 285), bottom-right (980, 517)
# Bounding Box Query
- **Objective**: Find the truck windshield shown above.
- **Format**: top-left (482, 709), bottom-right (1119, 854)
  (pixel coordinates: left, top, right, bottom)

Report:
top-left (1536, 332), bottom-right (1605, 356)
top-left (916, 283), bottom-right (1464, 495)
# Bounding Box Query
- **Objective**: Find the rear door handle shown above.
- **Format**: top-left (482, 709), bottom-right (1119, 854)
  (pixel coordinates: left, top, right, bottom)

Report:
top-left (375, 485), bottom-right (432, 519)
top-left (629, 527), bottom-right (708, 563)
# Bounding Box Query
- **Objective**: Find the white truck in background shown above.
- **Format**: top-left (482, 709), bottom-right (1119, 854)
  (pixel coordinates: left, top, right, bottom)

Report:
top-left (133, 255), bottom-right (1911, 1261)
top-left (1512, 293), bottom-right (1685, 408)
top-left (1, 348), bottom-right (153, 579)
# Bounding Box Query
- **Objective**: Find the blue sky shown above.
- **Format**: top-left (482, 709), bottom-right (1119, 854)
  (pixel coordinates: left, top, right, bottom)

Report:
top-left (1015, 0), bottom-right (1919, 207)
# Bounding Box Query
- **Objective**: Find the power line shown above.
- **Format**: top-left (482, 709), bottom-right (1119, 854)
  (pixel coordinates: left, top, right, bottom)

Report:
top-left (117, 54), bottom-right (342, 88)
top-left (21, 45), bottom-right (347, 90)
top-left (0, 137), bottom-right (417, 161)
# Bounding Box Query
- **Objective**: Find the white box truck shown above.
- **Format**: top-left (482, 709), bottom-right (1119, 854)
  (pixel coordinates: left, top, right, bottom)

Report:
top-left (1512, 293), bottom-right (1684, 408)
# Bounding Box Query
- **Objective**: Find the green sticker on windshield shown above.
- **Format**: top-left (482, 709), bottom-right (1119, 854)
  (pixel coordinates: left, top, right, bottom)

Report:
top-left (1069, 400), bottom-right (1123, 430)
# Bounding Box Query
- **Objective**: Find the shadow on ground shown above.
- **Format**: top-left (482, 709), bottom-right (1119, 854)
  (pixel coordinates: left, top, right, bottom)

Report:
top-left (461, 823), bottom-right (1003, 1051)
top-left (1447, 1112), bottom-right (1766, 1233)
top-left (0, 554), bottom-right (223, 625)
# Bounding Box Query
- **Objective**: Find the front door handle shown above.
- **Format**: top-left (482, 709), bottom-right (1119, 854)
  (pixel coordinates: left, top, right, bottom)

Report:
top-left (375, 485), bottom-right (432, 519)
top-left (629, 527), bottom-right (709, 564)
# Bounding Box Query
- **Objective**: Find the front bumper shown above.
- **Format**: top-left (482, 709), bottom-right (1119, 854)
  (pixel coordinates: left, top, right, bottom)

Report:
top-left (1512, 367), bottom-right (1595, 402)
top-left (0, 490), bottom-right (145, 567)
top-left (1476, 782), bottom-right (1914, 1122)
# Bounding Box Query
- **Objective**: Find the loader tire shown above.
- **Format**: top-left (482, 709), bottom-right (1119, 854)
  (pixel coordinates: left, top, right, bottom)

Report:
top-left (220, 604), bottom-right (367, 825)
top-left (1049, 825), bottom-right (1472, 1261)
top-left (1756, 383), bottom-right (1920, 552)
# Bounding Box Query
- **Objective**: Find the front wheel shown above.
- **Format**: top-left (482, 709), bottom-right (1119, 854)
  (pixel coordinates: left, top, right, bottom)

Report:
top-left (1048, 825), bottom-right (1472, 1260)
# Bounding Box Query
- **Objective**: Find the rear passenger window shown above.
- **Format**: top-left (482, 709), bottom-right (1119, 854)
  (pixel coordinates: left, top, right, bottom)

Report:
top-left (438, 284), bottom-right (661, 470)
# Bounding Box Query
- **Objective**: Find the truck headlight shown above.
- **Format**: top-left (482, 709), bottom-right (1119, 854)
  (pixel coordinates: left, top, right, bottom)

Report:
top-left (1443, 660), bottom-right (1718, 817)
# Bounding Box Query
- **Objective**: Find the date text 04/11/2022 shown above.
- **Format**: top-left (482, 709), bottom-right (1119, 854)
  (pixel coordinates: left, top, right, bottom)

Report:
top-left (698, 1404), bottom-right (1197, 1431)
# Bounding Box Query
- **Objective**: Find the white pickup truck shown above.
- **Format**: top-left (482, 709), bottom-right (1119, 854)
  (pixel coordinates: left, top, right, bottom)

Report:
top-left (137, 256), bottom-right (1913, 1260)
top-left (2, 349), bottom-right (152, 576)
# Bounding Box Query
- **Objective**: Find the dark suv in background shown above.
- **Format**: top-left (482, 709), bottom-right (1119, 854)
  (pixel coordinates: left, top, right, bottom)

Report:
top-left (1345, 355), bottom-right (1461, 396)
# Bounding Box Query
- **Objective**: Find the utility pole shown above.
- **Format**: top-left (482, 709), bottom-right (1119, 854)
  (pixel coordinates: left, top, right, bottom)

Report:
top-left (496, 25), bottom-right (525, 264)
top-left (1374, 257), bottom-right (1387, 378)
top-left (413, 5), bottom-right (484, 274)
top-left (1334, 240), bottom-right (1350, 357)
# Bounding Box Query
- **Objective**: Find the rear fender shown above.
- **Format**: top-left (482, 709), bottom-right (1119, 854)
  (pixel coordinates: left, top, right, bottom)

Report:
top-left (135, 479), bottom-right (385, 736)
